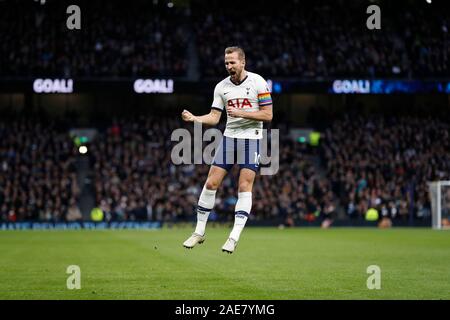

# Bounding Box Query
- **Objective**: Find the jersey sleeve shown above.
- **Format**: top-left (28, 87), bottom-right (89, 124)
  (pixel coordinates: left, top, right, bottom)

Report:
top-left (211, 83), bottom-right (225, 111)
top-left (256, 76), bottom-right (273, 107)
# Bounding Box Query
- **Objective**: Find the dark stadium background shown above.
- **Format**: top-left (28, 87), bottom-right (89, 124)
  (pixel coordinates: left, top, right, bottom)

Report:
top-left (0, 0), bottom-right (449, 229)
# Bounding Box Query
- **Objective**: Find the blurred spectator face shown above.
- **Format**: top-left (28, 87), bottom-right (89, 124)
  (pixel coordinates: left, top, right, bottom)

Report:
top-left (225, 51), bottom-right (245, 81)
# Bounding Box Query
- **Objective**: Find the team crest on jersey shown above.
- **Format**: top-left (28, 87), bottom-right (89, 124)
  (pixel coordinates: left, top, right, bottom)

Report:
top-left (227, 98), bottom-right (252, 108)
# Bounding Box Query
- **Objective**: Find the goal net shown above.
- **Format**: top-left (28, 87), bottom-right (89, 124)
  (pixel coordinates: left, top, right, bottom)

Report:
top-left (428, 181), bottom-right (450, 230)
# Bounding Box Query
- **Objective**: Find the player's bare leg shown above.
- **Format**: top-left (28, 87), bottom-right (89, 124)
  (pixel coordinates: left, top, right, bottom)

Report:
top-left (222, 168), bottom-right (256, 254)
top-left (183, 165), bottom-right (227, 249)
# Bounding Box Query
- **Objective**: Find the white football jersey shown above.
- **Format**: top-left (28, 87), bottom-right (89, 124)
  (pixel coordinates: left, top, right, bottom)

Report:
top-left (211, 71), bottom-right (272, 139)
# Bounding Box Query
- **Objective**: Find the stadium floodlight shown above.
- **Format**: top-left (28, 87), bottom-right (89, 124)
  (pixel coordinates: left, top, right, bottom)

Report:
top-left (78, 146), bottom-right (88, 154)
top-left (428, 181), bottom-right (450, 230)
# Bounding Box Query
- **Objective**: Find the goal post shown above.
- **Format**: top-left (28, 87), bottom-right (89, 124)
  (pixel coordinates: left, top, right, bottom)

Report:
top-left (428, 181), bottom-right (450, 230)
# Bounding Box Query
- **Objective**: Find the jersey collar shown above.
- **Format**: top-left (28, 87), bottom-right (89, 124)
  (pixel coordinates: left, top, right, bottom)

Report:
top-left (230, 72), bottom-right (248, 86)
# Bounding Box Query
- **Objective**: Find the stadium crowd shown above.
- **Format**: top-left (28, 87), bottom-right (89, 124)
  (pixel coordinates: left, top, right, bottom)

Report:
top-left (0, 0), bottom-right (189, 77)
top-left (193, 0), bottom-right (450, 78)
top-left (1, 0), bottom-right (448, 79)
top-left (1, 111), bottom-right (448, 224)
top-left (0, 119), bottom-right (80, 222)
top-left (320, 113), bottom-right (450, 221)
top-left (89, 110), bottom-right (449, 224)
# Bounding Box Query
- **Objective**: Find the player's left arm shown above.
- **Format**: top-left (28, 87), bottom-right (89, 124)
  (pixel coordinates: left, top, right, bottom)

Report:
top-left (227, 104), bottom-right (272, 121)
top-left (226, 76), bottom-right (273, 121)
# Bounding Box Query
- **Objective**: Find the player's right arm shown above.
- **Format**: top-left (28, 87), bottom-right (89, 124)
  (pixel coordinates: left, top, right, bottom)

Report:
top-left (181, 109), bottom-right (221, 126)
top-left (181, 83), bottom-right (224, 126)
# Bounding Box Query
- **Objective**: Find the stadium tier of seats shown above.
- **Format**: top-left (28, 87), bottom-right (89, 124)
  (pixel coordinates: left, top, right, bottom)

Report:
top-left (320, 114), bottom-right (450, 221)
top-left (1, 0), bottom-right (448, 78)
top-left (0, 0), bottom-right (188, 77)
top-left (0, 119), bottom-right (80, 221)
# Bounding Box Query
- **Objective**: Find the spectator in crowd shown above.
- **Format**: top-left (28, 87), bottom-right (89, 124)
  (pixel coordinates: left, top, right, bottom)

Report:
top-left (66, 198), bottom-right (83, 221)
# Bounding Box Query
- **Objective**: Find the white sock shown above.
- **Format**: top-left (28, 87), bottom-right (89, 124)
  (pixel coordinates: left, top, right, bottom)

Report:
top-left (229, 192), bottom-right (252, 242)
top-left (194, 186), bottom-right (217, 236)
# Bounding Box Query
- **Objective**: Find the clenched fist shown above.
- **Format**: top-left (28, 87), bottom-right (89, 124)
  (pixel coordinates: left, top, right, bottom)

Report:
top-left (181, 109), bottom-right (196, 122)
top-left (226, 105), bottom-right (243, 118)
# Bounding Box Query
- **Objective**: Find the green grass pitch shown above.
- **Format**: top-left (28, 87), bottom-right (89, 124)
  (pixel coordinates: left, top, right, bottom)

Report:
top-left (0, 227), bottom-right (449, 299)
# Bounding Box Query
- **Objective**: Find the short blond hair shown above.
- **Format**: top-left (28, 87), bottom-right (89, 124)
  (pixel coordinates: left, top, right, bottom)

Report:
top-left (224, 46), bottom-right (245, 60)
